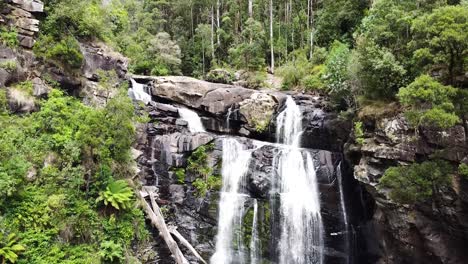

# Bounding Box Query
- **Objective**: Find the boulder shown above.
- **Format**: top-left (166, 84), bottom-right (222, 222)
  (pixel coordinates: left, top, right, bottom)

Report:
top-left (11, 0), bottom-right (44, 13)
top-left (80, 42), bottom-right (128, 79)
top-left (32, 77), bottom-right (49, 97)
top-left (239, 92), bottom-right (278, 132)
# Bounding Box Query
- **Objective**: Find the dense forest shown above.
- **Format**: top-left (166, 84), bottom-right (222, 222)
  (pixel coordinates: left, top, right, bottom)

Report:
top-left (0, 0), bottom-right (467, 263)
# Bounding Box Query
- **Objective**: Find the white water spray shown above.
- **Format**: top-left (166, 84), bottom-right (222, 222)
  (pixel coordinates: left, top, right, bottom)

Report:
top-left (250, 199), bottom-right (259, 264)
top-left (275, 96), bottom-right (324, 264)
top-left (211, 139), bottom-right (254, 263)
top-left (178, 108), bottom-right (206, 133)
top-left (128, 79), bottom-right (152, 105)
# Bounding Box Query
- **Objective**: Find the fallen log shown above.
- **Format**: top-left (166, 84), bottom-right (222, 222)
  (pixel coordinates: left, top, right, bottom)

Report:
top-left (168, 226), bottom-right (208, 264)
top-left (137, 188), bottom-right (189, 264)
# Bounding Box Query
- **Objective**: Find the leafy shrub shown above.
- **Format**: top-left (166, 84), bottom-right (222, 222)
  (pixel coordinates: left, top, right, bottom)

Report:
top-left (0, 28), bottom-right (19, 48)
top-left (353, 121), bottom-right (365, 145)
top-left (206, 69), bottom-right (235, 84)
top-left (34, 35), bottom-right (83, 69)
top-left (459, 163), bottom-right (468, 179)
top-left (99, 240), bottom-right (124, 263)
top-left (323, 41), bottom-right (353, 107)
top-left (184, 144), bottom-right (222, 197)
top-left (174, 168), bottom-right (186, 184)
top-left (354, 37), bottom-right (407, 100)
top-left (0, 232), bottom-right (25, 263)
top-left (397, 75), bottom-right (459, 129)
top-left (301, 65), bottom-right (326, 91)
top-left (379, 160), bottom-right (452, 204)
top-left (0, 90), bottom-right (8, 114)
top-left (97, 180), bottom-right (133, 210)
top-left (0, 60), bottom-right (17, 72)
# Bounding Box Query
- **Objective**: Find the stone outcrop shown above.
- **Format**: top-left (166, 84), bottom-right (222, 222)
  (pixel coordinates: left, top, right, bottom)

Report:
top-left (136, 76), bottom-right (351, 151)
top-left (348, 114), bottom-right (468, 264)
top-left (1, 0), bottom-right (44, 48)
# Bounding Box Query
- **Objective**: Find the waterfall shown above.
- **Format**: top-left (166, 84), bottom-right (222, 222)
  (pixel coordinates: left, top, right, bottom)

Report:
top-left (275, 96), bottom-right (324, 264)
top-left (276, 96), bottom-right (302, 147)
top-left (211, 138), bottom-right (254, 264)
top-left (128, 79), bottom-right (152, 105)
top-left (226, 105), bottom-right (234, 131)
top-left (212, 96), bottom-right (324, 264)
top-left (337, 163), bottom-right (350, 264)
top-left (178, 108), bottom-right (206, 133)
top-left (250, 199), bottom-right (259, 264)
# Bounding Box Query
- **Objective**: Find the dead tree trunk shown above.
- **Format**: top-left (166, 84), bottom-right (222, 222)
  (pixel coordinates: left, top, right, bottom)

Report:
top-left (138, 189), bottom-right (189, 264)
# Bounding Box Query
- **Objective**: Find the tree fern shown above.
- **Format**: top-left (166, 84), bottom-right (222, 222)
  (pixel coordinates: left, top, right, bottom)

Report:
top-left (96, 180), bottom-right (133, 210)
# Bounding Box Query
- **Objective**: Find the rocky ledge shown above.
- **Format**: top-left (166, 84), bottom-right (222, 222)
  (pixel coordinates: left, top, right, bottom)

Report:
top-left (347, 113), bottom-right (468, 264)
top-left (133, 75), bottom-right (350, 152)
top-left (1, 0), bottom-right (44, 48)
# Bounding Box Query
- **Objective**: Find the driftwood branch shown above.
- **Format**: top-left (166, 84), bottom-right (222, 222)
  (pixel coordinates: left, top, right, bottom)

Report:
top-left (168, 226), bottom-right (208, 264)
top-left (138, 188), bottom-right (189, 264)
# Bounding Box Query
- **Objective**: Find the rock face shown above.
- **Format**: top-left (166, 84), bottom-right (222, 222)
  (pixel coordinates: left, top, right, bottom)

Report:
top-left (347, 114), bottom-right (468, 264)
top-left (137, 76), bottom-right (350, 150)
top-left (1, 0), bottom-right (44, 48)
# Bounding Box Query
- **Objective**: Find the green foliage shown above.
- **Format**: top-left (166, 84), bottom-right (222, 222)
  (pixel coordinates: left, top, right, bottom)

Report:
top-left (277, 50), bottom-right (312, 90)
top-left (458, 163), bottom-right (468, 179)
top-left (0, 27), bottom-right (19, 49)
top-left (0, 85), bottom-right (145, 262)
top-left (323, 41), bottom-right (352, 107)
top-left (315, 0), bottom-right (369, 46)
top-left (353, 121), bottom-right (365, 145)
top-left (0, 90), bottom-right (7, 115)
top-left (99, 240), bottom-right (124, 263)
top-left (354, 38), bottom-right (407, 99)
top-left (397, 75), bottom-right (460, 129)
top-left (174, 168), bottom-right (186, 184)
top-left (379, 160), bottom-right (452, 204)
top-left (42, 0), bottom-right (108, 40)
top-left (0, 232), bottom-right (25, 263)
top-left (184, 143), bottom-right (221, 197)
top-left (411, 5), bottom-right (468, 84)
top-left (229, 18), bottom-right (266, 71)
top-left (34, 35), bottom-right (83, 69)
top-left (0, 60), bottom-right (17, 72)
top-left (12, 81), bottom-right (33, 96)
top-left (97, 180), bottom-right (133, 210)
top-left (301, 65), bottom-right (326, 91)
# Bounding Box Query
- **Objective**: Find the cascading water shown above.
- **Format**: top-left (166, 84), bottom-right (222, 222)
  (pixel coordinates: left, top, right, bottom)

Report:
top-left (211, 139), bottom-right (255, 264)
top-left (212, 96), bottom-right (325, 264)
top-left (249, 199), bottom-right (259, 264)
top-left (178, 108), bottom-right (206, 133)
top-left (274, 96), bottom-right (324, 264)
top-left (128, 79), bottom-right (152, 105)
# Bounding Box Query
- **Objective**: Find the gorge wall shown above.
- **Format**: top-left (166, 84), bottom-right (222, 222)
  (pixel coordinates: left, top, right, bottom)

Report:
top-left (132, 75), bottom-right (468, 264)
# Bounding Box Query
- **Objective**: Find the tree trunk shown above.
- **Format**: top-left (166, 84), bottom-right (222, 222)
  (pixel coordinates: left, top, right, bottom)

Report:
top-left (249, 0), bottom-right (253, 18)
top-left (138, 190), bottom-right (189, 264)
top-left (270, 0), bottom-right (275, 74)
top-left (216, 0), bottom-right (221, 46)
top-left (211, 5), bottom-right (215, 62)
top-left (168, 227), bottom-right (207, 264)
top-left (309, 0), bottom-right (315, 60)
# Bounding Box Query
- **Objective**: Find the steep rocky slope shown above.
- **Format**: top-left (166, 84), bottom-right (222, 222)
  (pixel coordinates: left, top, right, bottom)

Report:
top-left (346, 113), bottom-right (468, 264)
